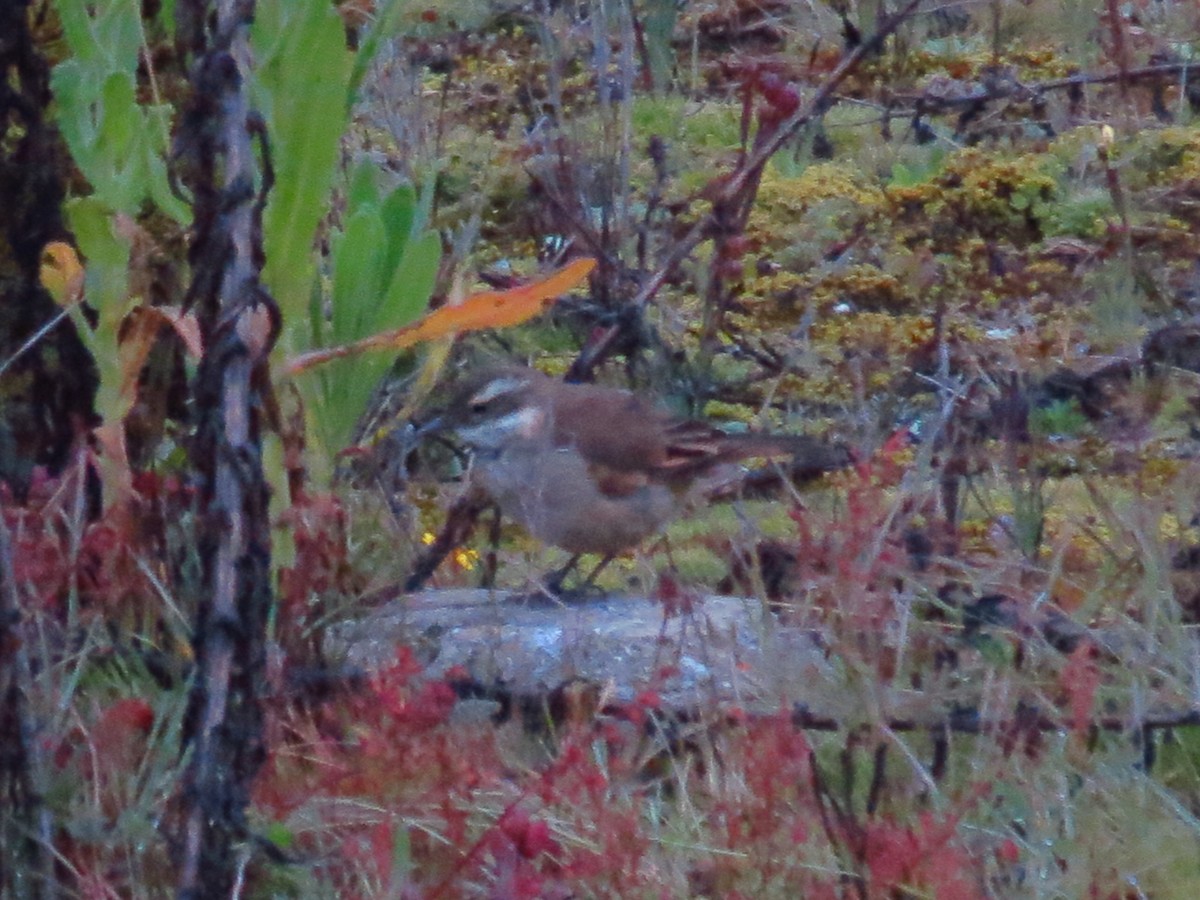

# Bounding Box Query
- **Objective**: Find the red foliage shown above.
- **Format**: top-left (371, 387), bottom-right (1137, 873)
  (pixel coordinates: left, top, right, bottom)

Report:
top-left (7, 516), bottom-right (70, 612)
top-left (786, 433), bottom-right (915, 652)
top-left (55, 698), bottom-right (155, 793)
top-left (1059, 641), bottom-right (1102, 735)
top-left (276, 491), bottom-right (363, 661)
top-left (702, 713), bottom-right (824, 891)
top-left (653, 571), bottom-right (697, 615)
top-left (863, 811), bottom-right (983, 900)
top-left (996, 837), bottom-right (1021, 865)
top-left (76, 521), bottom-right (146, 615)
top-left (2, 477), bottom-right (70, 611)
top-left (757, 71), bottom-right (801, 125)
top-left (1, 465), bottom-right (193, 619)
top-left (499, 805), bottom-right (558, 859)
top-left (50, 696), bottom-right (162, 894)
top-left (253, 645), bottom-right (504, 891)
top-left (419, 715), bottom-right (663, 897)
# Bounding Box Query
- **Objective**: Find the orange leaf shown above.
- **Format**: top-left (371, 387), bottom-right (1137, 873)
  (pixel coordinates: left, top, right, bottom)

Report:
top-left (286, 257), bottom-right (595, 375)
top-left (39, 241), bottom-right (85, 305)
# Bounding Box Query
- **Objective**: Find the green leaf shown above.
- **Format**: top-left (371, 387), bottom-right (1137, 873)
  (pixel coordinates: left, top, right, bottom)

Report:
top-left (346, 160), bottom-right (384, 213)
top-left (55, 1), bottom-right (100, 66)
top-left (67, 197), bottom-right (130, 267)
top-left (643, 0), bottom-right (677, 93)
top-left (379, 182), bottom-right (417, 277)
top-left (330, 210), bottom-right (388, 344)
top-left (49, 60), bottom-right (94, 166)
top-left (144, 105), bottom-right (191, 223)
top-left (263, 821), bottom-right (295, 851)
top-left (92, 0), bottom-right (143, 70)
top-left (98, 73), bottom-right (137, 160)
top-left (152, 0), bottom-right (176, 38)
top-left (56, 0), bottom-right (142, 72)
top-left (65, 197), bottom-right (134, 416)
top-left (381, 229), bottom-right (441, 329)
top-left (51, 3), bottom-right (187, 223)
top-left (254, 0), bottom-right (355, 336)
top-left (303, 184), bottom-right (441, 458)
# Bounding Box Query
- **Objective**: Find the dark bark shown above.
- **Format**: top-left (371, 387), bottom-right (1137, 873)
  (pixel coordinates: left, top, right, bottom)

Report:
top-left (0, 0), bottom-right (98, 499)
top-left (169, 1), bottom-right (280, 896)
top-left (0, 3), bottom-right (99, 895)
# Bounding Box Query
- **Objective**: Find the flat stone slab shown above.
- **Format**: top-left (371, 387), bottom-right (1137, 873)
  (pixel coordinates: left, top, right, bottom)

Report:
top-left (330, 589), bottom-right (1196, 733)
top-left (329, 589), bottom-right (837, 714)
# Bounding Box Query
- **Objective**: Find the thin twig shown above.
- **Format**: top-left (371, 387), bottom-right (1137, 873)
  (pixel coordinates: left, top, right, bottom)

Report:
top-left (571, 0), bottom-right (926, 378)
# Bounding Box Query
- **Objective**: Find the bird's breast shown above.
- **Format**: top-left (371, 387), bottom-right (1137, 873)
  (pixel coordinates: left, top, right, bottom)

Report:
top-left (472, 446), bottom-right (679, 555)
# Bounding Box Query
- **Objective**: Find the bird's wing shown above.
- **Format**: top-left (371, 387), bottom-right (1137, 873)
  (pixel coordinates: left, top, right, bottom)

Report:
top-left (549, 383), bottom-right (679, 470)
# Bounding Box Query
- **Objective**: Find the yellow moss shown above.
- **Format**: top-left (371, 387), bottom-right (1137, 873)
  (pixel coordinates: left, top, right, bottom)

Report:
top-left (1005, 45), bottom-right (1077, 79)
top-left (1130, 127), bottom-right (1200, 184)
top-left (743, 269), bottom-right (807, 302)
top-left (812, 312), bottom-right (936, 352)
top-left (951, 150), bottom-right (1055, 206)
top-left (889, 48), bottom-right (991, 81)
top-left (702, 400), bottom-right (755, 423)
top-left (1024, 258), bottom-right (1071, 280)
top-left (757, 163), bottom-right (887, 214)
top-left (775, 370), bottom-right (855, 406)
top-left (731, 272), bottom-right (812, 332)
top-left (886, 147), bottom-right (1061, 246)
top-left (867, 371), bottom-right (895, 390)
top-left (890, 44), bottom-right (1073, 83)
top-left (887, 182), bottom-right (938, 208)
top-left (746, 163), bottom-right (889, 259)
top-left (1138, 456), bottom-right (1185, 489)
top-left (735, 264), bottom-right (928, 333)
top-left (1158, 512), bottom-right (1199, 544)
top-left (806, 266), bottom-right (909, 311)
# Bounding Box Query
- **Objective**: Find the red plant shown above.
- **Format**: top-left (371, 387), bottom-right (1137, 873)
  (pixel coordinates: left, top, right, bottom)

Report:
top-left (786, 430), bottom-right (917, 661)
top-left (276, 491), bottom-right (362, 662)
top-left (1059, 641), bottom-right (1102, 736)
top-left (253, 645), bottom-right (502, 891)
top-left (55, 698), bottom-right (155, 812)
top-left (1, 465), bottom-right (191, 621)
top-left (864, 811), bottom-right (984, 900)
top-left (694, 713), bottom-right (825, 892)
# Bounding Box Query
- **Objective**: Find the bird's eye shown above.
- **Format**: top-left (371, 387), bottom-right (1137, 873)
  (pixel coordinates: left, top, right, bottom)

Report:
top-left (470, 402), bottom-right (488, 414)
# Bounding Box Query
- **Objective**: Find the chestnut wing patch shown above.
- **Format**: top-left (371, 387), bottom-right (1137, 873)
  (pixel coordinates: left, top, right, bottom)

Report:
top-left (586, 461), bottom-right (653, 499)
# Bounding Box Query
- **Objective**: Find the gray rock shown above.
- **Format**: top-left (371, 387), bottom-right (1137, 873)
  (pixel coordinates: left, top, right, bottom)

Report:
top-left (328, 589), bottom-right (836, 715)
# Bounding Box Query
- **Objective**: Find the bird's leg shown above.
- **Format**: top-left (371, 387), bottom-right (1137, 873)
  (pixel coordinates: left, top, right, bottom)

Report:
top-left (481, 503), bottom-right (502, 589)
top-left (538, 554), bottom-right (614, 602)
top-left (581, 553), bottom-right (616, 587)
top-left (543, 554), bottom-right (582, 595)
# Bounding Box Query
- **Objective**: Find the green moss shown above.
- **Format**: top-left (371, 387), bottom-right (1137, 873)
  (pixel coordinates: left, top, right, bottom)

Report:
top-left (1030, 399), bottom-right (1090, 438)
top-left (632, 96), bottom-right (743, 151)
top-left (1039, 186), bottom-right (1114, 238)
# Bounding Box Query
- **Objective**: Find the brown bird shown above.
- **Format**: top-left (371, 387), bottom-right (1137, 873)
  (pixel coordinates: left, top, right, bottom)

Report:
top-left (425, 366), bottom-right (841, 587)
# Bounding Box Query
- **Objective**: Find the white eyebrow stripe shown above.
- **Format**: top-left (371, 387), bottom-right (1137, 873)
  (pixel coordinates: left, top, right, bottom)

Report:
top-left (469, 376), bottom-right (531, 406)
